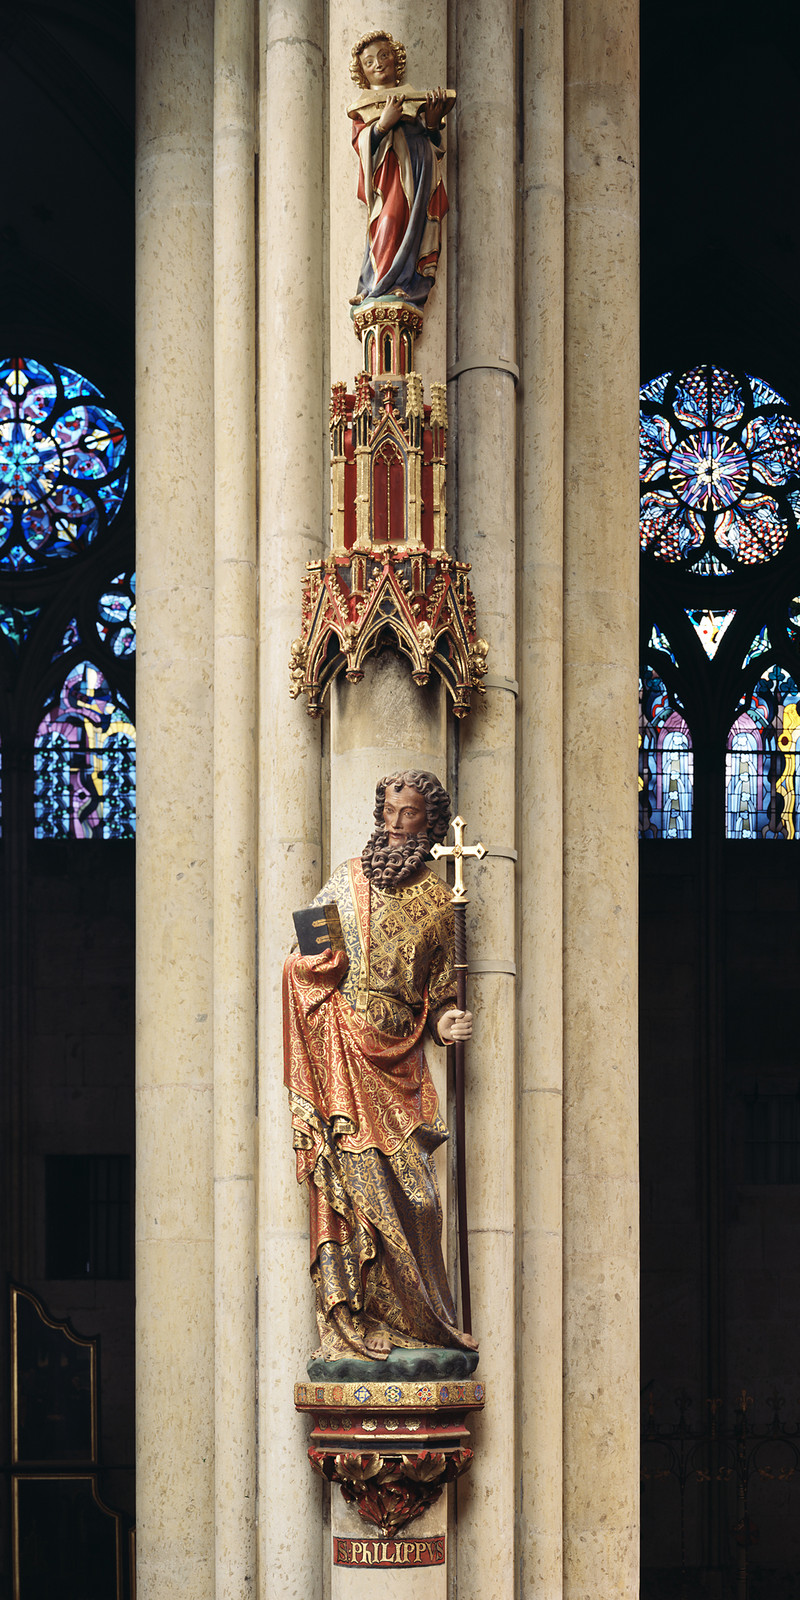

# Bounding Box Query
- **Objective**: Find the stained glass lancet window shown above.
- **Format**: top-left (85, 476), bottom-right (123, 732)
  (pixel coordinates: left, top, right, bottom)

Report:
top-left (640, 667), bottom-right (693, 839)
top-left (0, 357), bottom-right (128, 570)
top-left (34, 661), bottom-right (135, 840)
top-left (726, 667), bottom-right (800, 840)
top-left (97, 572), bottom-right (136, 657)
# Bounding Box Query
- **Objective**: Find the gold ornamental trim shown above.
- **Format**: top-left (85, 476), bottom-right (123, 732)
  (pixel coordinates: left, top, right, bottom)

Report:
top-left (352, 302), bottom-right (424, 339)
top-left (295, 1377), bottom-right (485, 1411)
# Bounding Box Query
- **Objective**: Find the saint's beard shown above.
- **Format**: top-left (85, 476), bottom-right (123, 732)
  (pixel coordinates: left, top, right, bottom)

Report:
top-left (361, 826), bottom-right (430, 888)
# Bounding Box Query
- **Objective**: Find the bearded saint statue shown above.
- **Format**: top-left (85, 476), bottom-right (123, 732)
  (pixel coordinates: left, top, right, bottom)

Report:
top-left (283, 770), bottom-right (478, 1362)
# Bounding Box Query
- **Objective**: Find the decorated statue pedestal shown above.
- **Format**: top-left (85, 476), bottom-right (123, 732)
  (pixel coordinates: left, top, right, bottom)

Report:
top-left (295, 1352), bottom-right (484, 1595)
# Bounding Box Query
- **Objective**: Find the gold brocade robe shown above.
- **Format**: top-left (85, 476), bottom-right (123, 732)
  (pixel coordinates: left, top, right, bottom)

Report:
top-left (283, 859), bottom-right (473, 1359)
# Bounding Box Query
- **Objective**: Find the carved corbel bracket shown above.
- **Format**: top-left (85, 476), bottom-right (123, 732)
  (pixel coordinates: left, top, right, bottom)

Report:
top-left (309, 1446), bottom-right (473, 1538)
top-left (296, 1376), bottom-right (485, 1537)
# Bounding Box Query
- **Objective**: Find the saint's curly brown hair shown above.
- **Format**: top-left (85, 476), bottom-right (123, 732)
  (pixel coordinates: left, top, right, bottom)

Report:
top-left (349, 30), bottom-right (407, 90)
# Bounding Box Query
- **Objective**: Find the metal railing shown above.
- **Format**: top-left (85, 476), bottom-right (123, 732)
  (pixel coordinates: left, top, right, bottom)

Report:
top-left (642, 1387), bottom-right (800, 1600)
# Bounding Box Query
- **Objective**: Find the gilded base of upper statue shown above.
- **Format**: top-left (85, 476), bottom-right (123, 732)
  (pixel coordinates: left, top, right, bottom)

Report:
top-left (295, 1375), bottom-right (485, 1538)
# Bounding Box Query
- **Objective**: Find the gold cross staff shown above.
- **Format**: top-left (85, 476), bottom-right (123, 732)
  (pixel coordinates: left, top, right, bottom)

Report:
top-left (430, 814), bottom-right (486, 903)
top-left (429, 811), bottom-right (484, 1334)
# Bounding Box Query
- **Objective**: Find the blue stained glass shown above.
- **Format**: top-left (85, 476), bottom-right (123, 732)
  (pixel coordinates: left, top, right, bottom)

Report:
top-left (0, 357), bottom-right (128, 570)
top-left (685, 608), bottom-right (736, 658)
top-left (714, 494), bottom-right (787, 564)
top-left (640, 412), bottom-right (675, 479)
top-left (640, 492), bottom-right (700, 562)
top-left (640, 371), bottom-right (671, 405)
top-left (672, 369), bottom-right (708, 428)
top-left (669, 431), bottom-right (748, 509)
top-left (673, 367), bottom-right (744, 430)
top-left (640, 366), bottom-right (799, 569)
top-left (97, 572), bottom-right (136, 657)
top-left (649, 624), bottom-right (677, 666)
top-left (52, 617), bottom-right (81, 662)
top-left (693, 550), bottom-right (731, 577)
top-left (727, 666), bottom-right (800, 839)
top-left (639, 668), bottom-right (693, 839)
top-left (0, 604), bottom-right (40, 648)
top-left (743, 416), bottom-right (800, 485)
top-left (748, 375), bottom-right (787, 409)
top-left (34, 661), bottom-right (136, 839)
top-left (52, 362), bottom-right (101, 401)
top-left (743, 627), bottom-right (771, 668)
top-left (709, 368), bottom-right (745, 428)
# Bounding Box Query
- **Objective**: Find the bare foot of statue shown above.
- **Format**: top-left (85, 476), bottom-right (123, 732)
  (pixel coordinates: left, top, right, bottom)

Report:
top-left (364, 1329), bottom-right (392, 1357)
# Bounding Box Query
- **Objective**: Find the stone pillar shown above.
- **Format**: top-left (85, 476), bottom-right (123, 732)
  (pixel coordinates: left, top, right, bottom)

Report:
top-left (135, 2), bottom-right (215, 1595)
top-left (518, 0), bottom-right (565, 1593)
top-left (213, 2), bottom-right (257, 1595)
top-left (325, 13), bottom-right (453, 1592)
top-left (562, 4), bottom-right (640, 1597)
top-left (257, 3), bottom-right (326, 1596)
top-left (450, 4), bottom-right (517, 1597)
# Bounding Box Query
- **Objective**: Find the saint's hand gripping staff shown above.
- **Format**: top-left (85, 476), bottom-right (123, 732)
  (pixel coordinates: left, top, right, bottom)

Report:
top-left (430, 815), bottom-right (486, 1335)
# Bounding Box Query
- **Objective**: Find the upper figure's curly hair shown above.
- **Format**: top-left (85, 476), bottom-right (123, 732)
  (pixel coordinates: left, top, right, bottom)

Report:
top-left (374, 770), bottom-right (451, 844)
top-left (349, 30), bottom-right (407, 89)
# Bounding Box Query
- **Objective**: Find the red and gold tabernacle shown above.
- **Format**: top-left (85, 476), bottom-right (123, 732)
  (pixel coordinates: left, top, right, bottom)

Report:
top-left (289, 299), bottom-right (488, 719)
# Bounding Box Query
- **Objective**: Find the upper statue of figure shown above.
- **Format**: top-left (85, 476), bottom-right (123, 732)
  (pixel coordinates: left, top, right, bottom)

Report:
top-left (347, 30), bottom-right (455, 311)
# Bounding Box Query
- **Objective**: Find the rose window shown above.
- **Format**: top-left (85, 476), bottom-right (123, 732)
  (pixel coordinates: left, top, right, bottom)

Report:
top-left (0, 356), bottom-right (128, 570)
top-left (640, 365), bottom-right (800, 572)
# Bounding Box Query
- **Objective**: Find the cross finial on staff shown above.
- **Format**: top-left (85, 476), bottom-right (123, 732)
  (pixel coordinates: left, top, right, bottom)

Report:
top-left (431, 814), bottom-right (486, 903)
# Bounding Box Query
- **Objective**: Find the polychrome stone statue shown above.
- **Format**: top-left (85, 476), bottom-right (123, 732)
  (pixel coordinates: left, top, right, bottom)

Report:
top-left (283, 771), bottom-right (477, 1363)
top-left (347, 31), bottom-right (455, 309)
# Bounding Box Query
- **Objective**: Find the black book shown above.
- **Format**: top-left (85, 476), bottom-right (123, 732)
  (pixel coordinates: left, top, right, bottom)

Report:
top-left (292, 902), bottom-right (345, 956)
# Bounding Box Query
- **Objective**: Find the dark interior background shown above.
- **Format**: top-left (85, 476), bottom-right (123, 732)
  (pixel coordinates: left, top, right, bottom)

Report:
top-left (641, 2), bottom-right (800, 1593)
top-left (0, 3), bottom-right (135, 1594)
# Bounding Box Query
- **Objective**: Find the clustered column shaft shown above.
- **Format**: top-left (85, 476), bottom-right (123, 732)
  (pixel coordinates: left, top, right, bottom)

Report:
top-left (135, 2), bottom-right (216, 1594)
top-left (257, 2), bottom-right (327, 1596)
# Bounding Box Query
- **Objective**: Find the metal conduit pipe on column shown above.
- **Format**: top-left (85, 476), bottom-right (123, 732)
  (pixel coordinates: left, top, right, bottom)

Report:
top-left (450, 2), bottom-right (517, 1595)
